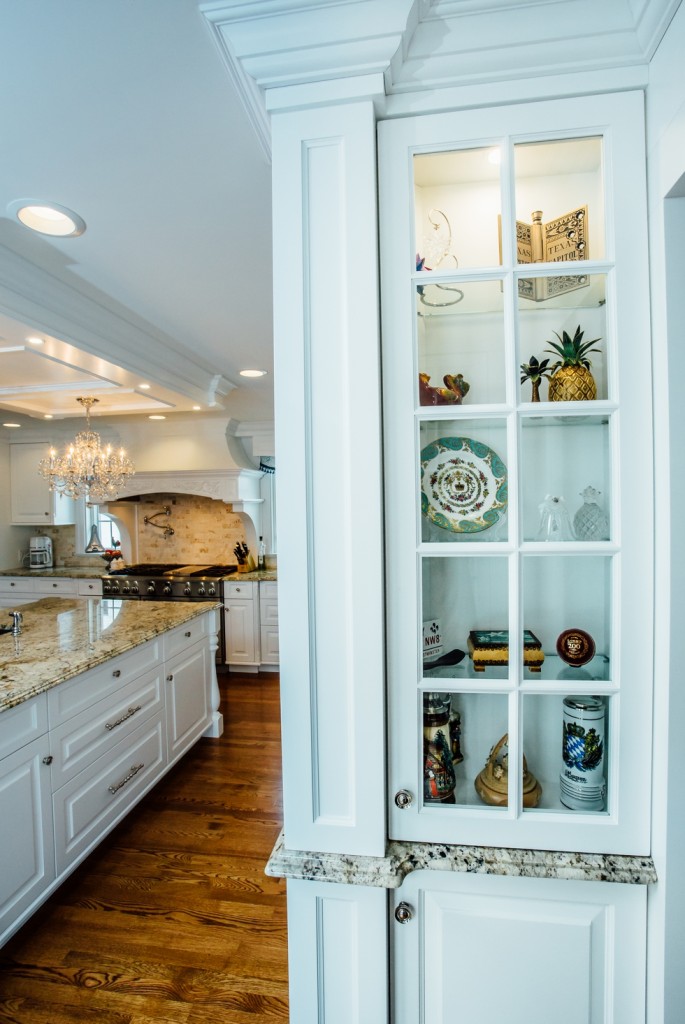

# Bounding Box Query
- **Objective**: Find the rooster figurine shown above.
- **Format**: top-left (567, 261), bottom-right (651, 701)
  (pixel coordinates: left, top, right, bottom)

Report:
top-left (419, 372), bottom-right (470, 406)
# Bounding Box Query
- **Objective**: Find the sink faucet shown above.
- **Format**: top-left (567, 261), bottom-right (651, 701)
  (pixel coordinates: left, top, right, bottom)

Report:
top-left (10, 611), bottom-right (23, 636)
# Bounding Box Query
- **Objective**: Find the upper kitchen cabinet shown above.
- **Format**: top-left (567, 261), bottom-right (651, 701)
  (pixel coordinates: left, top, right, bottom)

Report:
top-left (10, 443), bottom-right (75, 526)
top-left (379, 91), bottom-right (653, 854)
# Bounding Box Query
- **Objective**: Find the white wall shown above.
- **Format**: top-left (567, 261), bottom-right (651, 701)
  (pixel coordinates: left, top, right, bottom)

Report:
top-left (645, 5), bottom-right (685, 1020)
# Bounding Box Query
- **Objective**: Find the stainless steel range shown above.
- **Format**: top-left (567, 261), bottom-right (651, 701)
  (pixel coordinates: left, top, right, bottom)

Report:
top-left (101, 564), bottom-right (237, 662)
top-left (101, 563), bottom-right (236, 600)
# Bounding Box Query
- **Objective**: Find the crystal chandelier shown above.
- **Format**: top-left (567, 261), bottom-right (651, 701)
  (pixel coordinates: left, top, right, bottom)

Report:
top-left (39, 396), bottom-right (135, 501)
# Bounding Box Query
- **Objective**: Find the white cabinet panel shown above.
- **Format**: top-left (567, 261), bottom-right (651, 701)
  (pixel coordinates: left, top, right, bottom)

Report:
top-left (392, 871), bottom-right (646, 1024)
top-left (165, 642), bottom-right (211, 764)
top-left (0, 734), bottom-right (54, 946)
top-left (224, 601), bottom-right (258, 665)
top-left (10, 443), bottom-right (75, 525)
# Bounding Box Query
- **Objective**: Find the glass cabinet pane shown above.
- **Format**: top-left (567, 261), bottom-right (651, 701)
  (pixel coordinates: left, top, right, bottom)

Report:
top-left (421, 556), bottom-right (509, 679)
top-left (422, 691), bottom-right (509, 809)
top-left (522, 694), bottom-right (610, 814)
top-left (419, 419), bottom-right (509, 543)
top-left (522, 554), bottom-right (612, 681)
top-left (513, 137), bottom-right (605, 264)
top-left (517, 273), bottom-right (608, 402)
top-left (414, 147), bottom-right (502, 269)
top-left (417, 280), bottom-right (506, 406)
top-left (520, 416), bottom-right (611, 542)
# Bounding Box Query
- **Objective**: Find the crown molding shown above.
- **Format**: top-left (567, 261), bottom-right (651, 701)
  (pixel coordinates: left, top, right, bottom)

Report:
top-left (201, 0), bottom-right (680, 117)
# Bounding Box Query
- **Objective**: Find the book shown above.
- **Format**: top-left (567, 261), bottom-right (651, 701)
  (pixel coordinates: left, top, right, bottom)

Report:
top-left (500, 207), bottom-right (590, 302)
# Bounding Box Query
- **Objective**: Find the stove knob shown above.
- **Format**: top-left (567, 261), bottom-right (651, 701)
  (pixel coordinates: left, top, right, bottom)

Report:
top-left (147, 582), bottom-right (156, 595)
top-left (207, 586), bottom-right (216, 597)
top-left (110, 583), bottom-right (120, 594)
top-left (103, 582), bottom-right (111, 594)
top-left (161, 583), bottom-right (171, 595)
top-left (131, 583), bottom-right (139, 595)
top-left (122, 585), bottom-right (130, 594)
top-left (183, 584), bottom-right (192, 596)
top-left (197, 585), bottom-right (206, 596)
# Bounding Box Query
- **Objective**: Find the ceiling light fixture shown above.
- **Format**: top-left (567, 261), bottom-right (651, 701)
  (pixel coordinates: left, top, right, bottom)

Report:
top-left (239, 368), bottom-right (267, 378)
top-left (43, 414), bottom-right (53, 419)
top-left (26, 336), bottom-right (45, 345)
top-left (38, 396), bottom-right (134, 501)
top-left (148, 414), bottom-right (166, 420)
top-left (3, 423), bottom-right (21, 429)
top-left (192, 405), bottom-right (201, 411)
top-left (139, 383), bottom-right (151, 390)
top-left (8, 199), bottom-right (86, 237)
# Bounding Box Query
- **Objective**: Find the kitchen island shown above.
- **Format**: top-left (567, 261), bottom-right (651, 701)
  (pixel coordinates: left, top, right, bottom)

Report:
top-left (0, 596), bottom-right (221, 947)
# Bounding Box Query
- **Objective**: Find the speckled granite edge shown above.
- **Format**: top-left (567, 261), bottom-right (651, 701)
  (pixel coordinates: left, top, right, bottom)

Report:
top-left (0, 567), bottom-right (106, 579)
top-left (265, 831), bottom-right (657, 887)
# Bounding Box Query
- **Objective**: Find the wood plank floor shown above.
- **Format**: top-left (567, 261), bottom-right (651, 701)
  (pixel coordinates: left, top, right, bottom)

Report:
top-left (0, 670), bottom-right (289, 1023)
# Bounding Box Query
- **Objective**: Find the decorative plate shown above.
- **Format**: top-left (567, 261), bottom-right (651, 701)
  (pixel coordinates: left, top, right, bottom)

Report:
top-left (420, 436), bottom-right (507, 534)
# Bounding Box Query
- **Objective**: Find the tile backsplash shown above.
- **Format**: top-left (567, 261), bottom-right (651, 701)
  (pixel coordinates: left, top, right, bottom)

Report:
top-left (132, 493), bottom-right (247, 565)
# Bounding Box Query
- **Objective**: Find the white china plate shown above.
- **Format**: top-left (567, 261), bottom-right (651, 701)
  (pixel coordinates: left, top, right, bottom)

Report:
top-left (420, 436), bottom-right (508, 534)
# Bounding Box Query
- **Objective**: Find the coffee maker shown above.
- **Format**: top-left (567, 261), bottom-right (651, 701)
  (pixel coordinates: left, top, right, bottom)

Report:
top-left (29, 536), bottom-right (53, 569)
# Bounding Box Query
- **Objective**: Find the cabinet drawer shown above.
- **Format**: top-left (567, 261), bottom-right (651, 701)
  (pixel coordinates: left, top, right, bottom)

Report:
top-left (162, 615), bottom-right (210, 661)
top-left (34, 579), bottom-right (78, 597)
top-left (48, 639), bottom-right (162, 725)
top-left (260, 581), bottom-right (278, 602)
top-left (53, 716), bottom-right (166, 875)
top-left (0, 695), bottom-right (48, 761)
top-left (77, 579), bottom-right (101, 597)
top-left (49, 667), bottom-right (165, 787)
top-left (224, 581), bottom-right (255, 600)
top-left (0, 578), bottom-right (34, 596)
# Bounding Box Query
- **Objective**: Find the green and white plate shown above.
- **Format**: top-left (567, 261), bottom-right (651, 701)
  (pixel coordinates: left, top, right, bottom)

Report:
top-left (420, 436), bottom-right (508, 534)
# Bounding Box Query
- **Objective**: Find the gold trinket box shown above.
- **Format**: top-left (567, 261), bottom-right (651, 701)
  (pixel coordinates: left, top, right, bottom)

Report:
top-left (474, 734), bottom-right (542, 808)
top-left (467, 629), bottom-right (544, 673)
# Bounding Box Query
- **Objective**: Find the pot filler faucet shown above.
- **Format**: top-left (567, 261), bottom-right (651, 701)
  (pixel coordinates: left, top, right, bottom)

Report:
top-left (143, 505), bottom-right (175, 538)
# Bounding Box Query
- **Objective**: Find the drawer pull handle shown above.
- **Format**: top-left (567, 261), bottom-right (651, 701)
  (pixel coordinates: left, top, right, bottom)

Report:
top-left (112, 669), bottom-right (121, 678)
top-left (105, 705), bottom-right (142, 731)
top-left (185, 630), bottom-right (192, 637)
top-left (108, 762), bottom-right (145, 795)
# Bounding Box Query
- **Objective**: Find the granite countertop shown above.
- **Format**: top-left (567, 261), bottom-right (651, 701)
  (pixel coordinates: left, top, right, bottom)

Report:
top-left (0, 597), bottom-right (221, 713)
top-left (0, 566), bottom-right (106, 579)
top-left (266, 831), bottom-right (657, 887)
top-left (224, 569), bottom-right (277, 582)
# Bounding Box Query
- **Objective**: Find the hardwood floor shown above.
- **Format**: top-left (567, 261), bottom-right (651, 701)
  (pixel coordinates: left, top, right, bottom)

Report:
top-left (0, 671), bottom-right (289, 1023)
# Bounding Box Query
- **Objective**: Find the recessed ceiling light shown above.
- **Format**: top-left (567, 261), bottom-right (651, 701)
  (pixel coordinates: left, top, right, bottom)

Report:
top-left (8, 199), bottom-right (86, 237)
top-left (3, 422), bottom-right (21, 428)
top-left (148, 414), bottom-right (166, 420)
top-left (139, 383), bottom-right (151, 390)
top-left (192, 405), bottom-right (201, 411)
top-left (26, 336), bottom-right (44, 345)
top-left (239, 368), bottom-right (267, 378)
top-left (43, 414), bottom-right (53, 419)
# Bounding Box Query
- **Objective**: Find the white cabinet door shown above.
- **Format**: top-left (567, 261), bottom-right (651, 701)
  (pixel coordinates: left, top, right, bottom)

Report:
top-left (0, 734), bottom-right (55, 946)
top-left (259, 581), bottom-right (279, 666)
top-left (10, 443), bottom-right (75, 525)
top-left (165, 641), bottom-right (211, 763)
top-left (392, 871), bottom-right (646, 1024)
top-left (380, 90), bottom-right (653, 854)
top-left (224, 601), bottom-right (258, 666)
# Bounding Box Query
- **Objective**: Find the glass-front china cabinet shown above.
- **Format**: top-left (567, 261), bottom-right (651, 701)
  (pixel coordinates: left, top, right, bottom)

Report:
top-left (379, 92), bottom-right (653, 855)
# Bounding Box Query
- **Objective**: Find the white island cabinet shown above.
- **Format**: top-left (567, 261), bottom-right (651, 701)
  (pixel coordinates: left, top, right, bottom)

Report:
top-left (0, 601), bottom-right (219, 947)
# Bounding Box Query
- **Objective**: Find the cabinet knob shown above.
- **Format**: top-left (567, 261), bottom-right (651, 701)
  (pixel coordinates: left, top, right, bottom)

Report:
top-left (42, 755), bottom-right (53, 766)
top-left (52, 582), bottom-right (58, 587)
top-left (112, 669), bottom-right (121, 678)
top-left (394, 789), bottom-right (413, 809)
top-left (395, 902), bottom-right (414, 924)
top-left (185, 630), bottom-right (192, 637)
top-left (167, 674), bottom-right (174, 682)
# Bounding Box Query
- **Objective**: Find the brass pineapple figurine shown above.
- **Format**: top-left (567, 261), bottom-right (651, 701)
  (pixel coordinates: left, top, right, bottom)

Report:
top-left (545, 325), bottom-right (601, 402)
